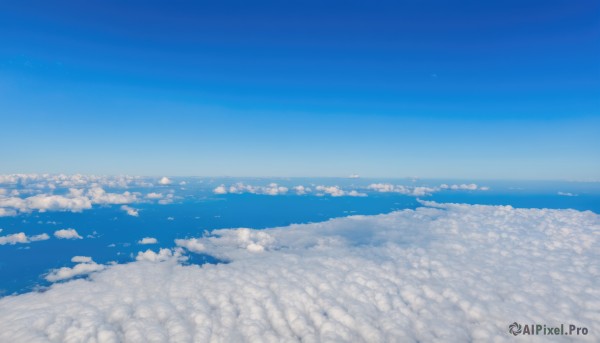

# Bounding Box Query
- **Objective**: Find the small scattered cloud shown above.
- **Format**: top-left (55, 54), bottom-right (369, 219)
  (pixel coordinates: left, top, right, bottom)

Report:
top-left (146, 192), bottom-right (163, 199)
top-left (45, 258), bottom-right (105, 282)
top-left (558, 191), bottom-right (578, 197)
top-left (135, 248), bottom-right (174, 262)
top-left (158, 177), bottom-right (172, 185)
top-left (138, 237), bottom-right (158, 245)
top-left (121, 205), bottom-right (139, 217)
top-left (54, 228), bottom-right (82, 240)
top-left (213, 185), bottom-right (227, 194)
top-left (71, 256), bottom-right (92, 263)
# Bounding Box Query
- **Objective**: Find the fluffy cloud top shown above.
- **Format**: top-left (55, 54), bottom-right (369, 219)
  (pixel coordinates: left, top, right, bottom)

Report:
top-left (138, 237), bottom-right (158, 245)
top-left (0, 203), bottom-right (597, 342)
top-left (136, 248), bottom-right (175, 262)
top-left (53, 229), bottom-right (82, 240)
top-left (0, 186), bottom-right (139, 216)
top-left (0, 230), bottom-right (49, 245)
top-left (121, 205), bottom-right (139, 217)
top-left (45, 259), bottom-right (105, 282)
top-left (315, 185), bottom-right (366, 197)
top-left (223, 183), bottom-right (289, 196)
top-left (214, 183), bottom-right (366, 197)
top-left (145, 192), bottom-right (163, 199)
top-left (158, 177), bottom-right (172, 185)
top-left (368, 183), bottom-right (489, 196)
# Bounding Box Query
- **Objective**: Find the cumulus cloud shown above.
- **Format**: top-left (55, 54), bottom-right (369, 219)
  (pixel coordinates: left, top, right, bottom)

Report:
top-left (213, 185), bottom-right (227, 194)
top-left (0, 185), bottom-right (139, 216)
top-left (71, 256), bottom-right (93, 263)
top-left (146, 192), bottom-right (163, 199)
top-left (138, 237), bottom-right (158, 245)
top-left (135, 248), bottom-right (174, 262)
top-left (292, 185), bottom-right (310, 195)
top-left (0, 232), bottom-right (28, 245)
top-left (121, 205), bottom-right (139, 217)
top-left (368, 183), bottom-right (489, 196)
top-left (213, 182), bottom-right (289, 196)
top-left (158, 177), bottom-right (172, 185)
top-left (54, 229), bottom-right (82, 240)
top-left (315, 185), bottom-right (366, 197)
top-left (558, 191), bottom-right (578, 197)
top-left (214, 183), bottom-right (367, 197)
top-left (86, 187), bottom-right (138, 205)
top-left (1, 203), bottom-right (597, 342)
top-left (0, 208), bottom-right (17, 217)
top-left (158, 193), bottom-right (175, 205)
top-left (0, 231), bottom-right (50, 245)
top-left (45, 259), bottom-right (106, 282)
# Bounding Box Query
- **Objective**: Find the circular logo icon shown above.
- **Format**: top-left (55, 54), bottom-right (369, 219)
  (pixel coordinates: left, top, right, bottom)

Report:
top-left (509, 322), bottom-right (522, 336)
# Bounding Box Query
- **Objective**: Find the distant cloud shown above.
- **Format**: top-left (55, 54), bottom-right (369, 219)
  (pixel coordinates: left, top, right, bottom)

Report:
top-left (45, 258), bottom-right (105, 282)
top-left (0, 208), bottom-right (17, 217)
top-left (54, 228), bottom-right (82, 240)
top-left (293, 185), bottom-right (310, 195)
top-left (1, 203), bottom-right (597, 341)
top-left (558, 191), bottom-right (578, 197)
top-left (158, 177), bottom-right (172, 185)
top-left (121, 205), bottom-right (139, 217)
top-left (146, 192), bottom-right (163, 199)
top-left (158, 193), bottom-right (175, 205)
top-left (213, 185), bottom-right (227, 194)
top-left (0, 181), bottom-right (139, 216)
top-left (368, 183), bottom-right (489, 196)
top-left (136, 248), bottom-right (174, 262)
top-left (0, 232), bottom-right (27, 245)
top-left (138, 237), bottom-right (158, 245)
top-left (213, 183), bottom-right (288, 196)
top-left (315, 185), bottom-right (367, 197)
top-left (71, 256), bottom-right (92, 263)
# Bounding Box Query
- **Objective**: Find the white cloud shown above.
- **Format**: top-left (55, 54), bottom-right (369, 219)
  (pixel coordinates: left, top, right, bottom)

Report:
top-left (158, 193), bottom-right (175, 205)
top-left (1, 203), bottom-right (598, 342)
top-left (138, 237), bottom-right (158, 245)
top-left (0, 232), bottom-right (28, 245)
top-left (86, 187), bottom-right (137, 205)
top-left (146, 192), bottom-right (163, 199)
top-left (54, 228), bottom-right (82, 240)
top-left (135, 248), bottom-right (174, 262)
top-left (0, 208), bottom-right (17, 217)
top-left (213, 185), bottom-right (227, 194)
top-left (71, 256), bottom-right (92, 263)
top-left (214, 182), bottom-right (290, 196)
top-left (30, 233), bottom-right (50, 242)
top-left (121, 205), bottom-right (139, 217)
top-left (0, 184), bottom-right (139, 217)
top-left (558, 191), bottom-right (578, 197)
top-left (45, 261), bottom-right (105, 282)
top-left (368, 183), bottom-right (488, 196)
top-left (158, 177), bottom-right (172, 185)
top-left (0, 231), bottom-right (50, 245)
top-left (315, 185), bottom-right (366, 197)
top-left (292, 185), bottom-right (310, 195)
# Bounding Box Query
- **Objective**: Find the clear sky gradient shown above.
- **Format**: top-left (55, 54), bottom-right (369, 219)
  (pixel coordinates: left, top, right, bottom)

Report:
top-left (1, 0), bottom-right (598, 179)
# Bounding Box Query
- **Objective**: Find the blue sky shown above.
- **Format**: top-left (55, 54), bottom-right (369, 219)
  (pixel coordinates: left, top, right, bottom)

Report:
top-left (1, 0), bottom-right (598, 179)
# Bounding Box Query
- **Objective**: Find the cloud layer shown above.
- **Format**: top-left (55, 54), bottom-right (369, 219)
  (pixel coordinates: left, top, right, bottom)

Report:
top-left (0, 203), bottom-right (598, 342)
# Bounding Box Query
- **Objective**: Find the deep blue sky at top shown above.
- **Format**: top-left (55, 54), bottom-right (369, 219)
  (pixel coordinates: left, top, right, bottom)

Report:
top-left (1, 0), bottom-right (598, 179)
